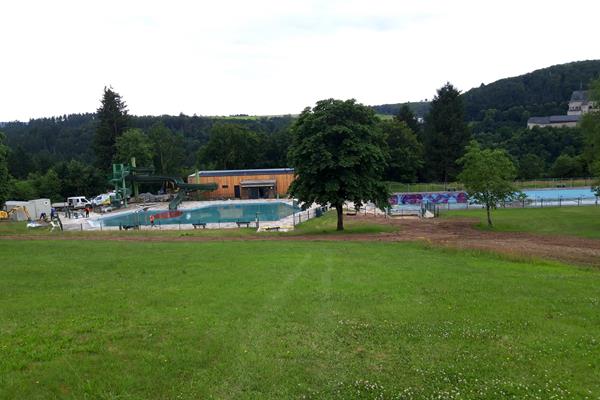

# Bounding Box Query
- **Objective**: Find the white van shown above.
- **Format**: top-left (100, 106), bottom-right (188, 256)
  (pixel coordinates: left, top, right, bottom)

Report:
top-left (67, 196), bottom-right (91, 209)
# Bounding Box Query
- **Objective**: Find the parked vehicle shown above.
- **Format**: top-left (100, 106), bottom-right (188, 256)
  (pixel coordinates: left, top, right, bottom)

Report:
top-left (67, 196), bottom-right (91, 209)
top-left (92, 193), bottom-right (114, 207)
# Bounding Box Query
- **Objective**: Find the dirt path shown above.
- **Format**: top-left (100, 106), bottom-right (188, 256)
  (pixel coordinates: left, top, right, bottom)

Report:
top-left (2, 216), bottom-right (599, 266)
top-left (379, 217), bottom-right (600, 267)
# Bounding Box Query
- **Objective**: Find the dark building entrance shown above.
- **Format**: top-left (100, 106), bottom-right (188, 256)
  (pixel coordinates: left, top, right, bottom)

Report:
top-left (240, 180), bottom-right (276, 199)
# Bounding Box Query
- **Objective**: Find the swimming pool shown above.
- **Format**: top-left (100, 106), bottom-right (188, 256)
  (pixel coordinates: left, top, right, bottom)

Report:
top-left (96, 201), bottom-right (300, 227)
top-left (521, 187), bottom-right (596, 200)
top-left (389, 187), bottom-right (597, 211)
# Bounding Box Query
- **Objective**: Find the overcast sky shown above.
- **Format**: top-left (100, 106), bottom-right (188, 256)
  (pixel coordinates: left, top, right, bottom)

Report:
top-left (1, 0), bottom-right (599, 121)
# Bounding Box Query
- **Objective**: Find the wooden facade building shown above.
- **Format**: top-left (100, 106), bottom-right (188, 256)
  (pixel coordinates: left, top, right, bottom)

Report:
top-left (188, 168), bottom-right (295, 200)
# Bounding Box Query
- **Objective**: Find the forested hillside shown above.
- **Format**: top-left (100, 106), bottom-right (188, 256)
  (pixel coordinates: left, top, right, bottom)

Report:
top-left (0, 112), bottom-right (294, 201)
top-left (1, 60), bottom-right (599, 203)
top-left (369, 60), bottom-right (600, 181)
top-left (3, 114), bottom-right (293, 174)
top-left (373, 60), bottom-right (600, 129)
top-left (371, 101), bottom-right (430, 119)
top-left (464, 60), bottom-right (600, 132)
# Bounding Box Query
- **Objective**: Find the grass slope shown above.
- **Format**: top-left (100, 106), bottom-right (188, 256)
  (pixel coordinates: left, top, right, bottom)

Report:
top-left (0, 210), bottom-right (396, 238)
top-left (444, 206), bottom-right (600, 239)
top-left (1, 240), bottom-right (599, 399)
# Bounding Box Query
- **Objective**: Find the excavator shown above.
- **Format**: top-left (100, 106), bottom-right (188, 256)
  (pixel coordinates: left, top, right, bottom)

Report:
top-left (0, 206), bottom-right (63, 231)
top-left (0, 206), bottom-right (32, 221)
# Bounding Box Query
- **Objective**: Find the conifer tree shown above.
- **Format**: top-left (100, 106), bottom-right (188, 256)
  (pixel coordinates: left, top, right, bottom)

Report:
top-left (423, 83), bottom-right (470, 183)
top-left (93, 87), bottom-right (129, 170)
top-left (0, 132), bottom-right (10, 207)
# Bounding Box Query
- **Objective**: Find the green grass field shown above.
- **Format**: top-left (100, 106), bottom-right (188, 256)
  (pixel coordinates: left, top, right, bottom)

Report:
top-left (444, 206), bottom-right (600, 239)
top-left (0, 210), bottom-right (396, 239)
top-left (1, 239), bottom-right (599, 399)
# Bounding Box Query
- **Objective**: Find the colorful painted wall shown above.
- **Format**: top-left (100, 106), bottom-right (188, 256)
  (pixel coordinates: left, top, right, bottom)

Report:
top-left (389, 191), bottom-right (468, 206)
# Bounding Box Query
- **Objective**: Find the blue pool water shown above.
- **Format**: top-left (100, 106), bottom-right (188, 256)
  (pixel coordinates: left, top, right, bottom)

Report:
top-left (97, 201), bottom-right (300, 227)
top-left (521, 187), bottom-right (596, 200)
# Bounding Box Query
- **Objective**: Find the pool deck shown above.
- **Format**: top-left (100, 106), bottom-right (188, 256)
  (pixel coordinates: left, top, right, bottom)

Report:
top-left (61, 199), bottom-right (316, 231)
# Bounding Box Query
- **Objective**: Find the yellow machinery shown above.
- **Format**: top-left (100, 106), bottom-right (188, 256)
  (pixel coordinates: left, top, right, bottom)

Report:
top-left (0, 206), bottom-right (32, 221)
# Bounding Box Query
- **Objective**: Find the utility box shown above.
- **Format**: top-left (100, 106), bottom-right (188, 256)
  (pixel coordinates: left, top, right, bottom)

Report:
top-left (29, 199), bottom-right (51, 219)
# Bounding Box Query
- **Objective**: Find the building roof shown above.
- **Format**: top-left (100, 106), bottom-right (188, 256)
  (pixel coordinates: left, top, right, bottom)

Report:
top-left (570, 90), bottom-right (589, 103)
top-left (189, 168), bottom-right (294, 178)
top-left (527, 115), bottom-right (581, 125)
top-left (240, 179), bottom-right (277, 187)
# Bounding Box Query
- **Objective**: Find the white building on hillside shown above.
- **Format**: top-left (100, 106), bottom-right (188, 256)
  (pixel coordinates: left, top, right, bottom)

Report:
top-left (568, 90), bottom-right (597, 115)
top-left (527, 90), bottom-right (597, 129)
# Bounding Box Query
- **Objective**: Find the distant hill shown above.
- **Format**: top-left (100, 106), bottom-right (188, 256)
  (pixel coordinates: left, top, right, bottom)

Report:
top-left (370, 101), bottom-right (430, 119)
top-left (372, 60), bottom-right (600, 128)
top-left (462, 59), bottom-right (600, 121)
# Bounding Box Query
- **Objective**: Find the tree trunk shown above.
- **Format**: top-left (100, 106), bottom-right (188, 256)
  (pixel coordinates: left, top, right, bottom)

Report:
top-left (486, 204), bottom-right (492, 227)
top-left (335, 204), bottom-right (344, 231)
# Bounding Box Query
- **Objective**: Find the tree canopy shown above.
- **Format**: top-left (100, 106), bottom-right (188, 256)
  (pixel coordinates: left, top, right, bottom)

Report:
top-left (380, 120), bottom-right (423, 183)
top-left (423, 83), bottom-right (471, 182)
top-left (114, 128), bottom-right (154, 167)
top-left (0, 132), bottom-right (10, 207)
top-left (458, 141), bottom-right (517, 226)
top-left (394, 104), bottom-right (421, 134)
top-left (288, 99), bottom-right (389, 231)
top-left (582, 78), bottom-right (600, 195)
top-left (148, 122), bottom-right (185, 175)
top-left (197, 123), bottom-right (261, 170)
top-left (93, 87), bottom-right (129, 170)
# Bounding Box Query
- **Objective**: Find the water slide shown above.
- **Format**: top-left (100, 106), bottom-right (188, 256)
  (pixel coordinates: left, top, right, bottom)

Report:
top-left (110, 164), bottom-right (217, 210)
top-left (127, 175), bottom-right (217, 210)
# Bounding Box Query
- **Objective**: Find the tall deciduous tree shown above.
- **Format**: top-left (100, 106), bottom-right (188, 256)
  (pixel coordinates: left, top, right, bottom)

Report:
top-left (197, 123), bottom-right (261, 170)
top-left (148, 122), bottom-right (184, 175)
top-left (288, 99), bottom-right (389, 231)
top-left (114, 128), bottom-right (154, 167)
top-left (458, 141), bottom-right (517, 227)
top-left (423, 83), bottom-right (471, 182)
top-left (0, 132), bottom-right (10, 207)
top-left (32, 169), bottom-right (62, 202)
top-left (380, 120), bottom-right (423, 183)
top-left (54, 160), bottom-right (106, 198)
top-left (93, 87), bottom-right (129, 170)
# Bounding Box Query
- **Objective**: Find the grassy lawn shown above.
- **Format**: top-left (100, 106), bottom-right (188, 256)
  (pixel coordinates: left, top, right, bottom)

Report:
top-left (444, 206), bottom-right (600, 239)
top-left (0, 211), bottom-right (396, 238)
top-left (1, 240), bottom-right (599, 399)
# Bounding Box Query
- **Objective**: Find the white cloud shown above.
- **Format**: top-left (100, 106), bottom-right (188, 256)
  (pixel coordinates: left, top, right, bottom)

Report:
top-left (1, 0), bottom-right (598, 120)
